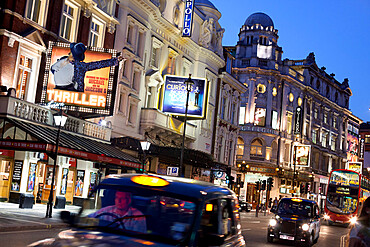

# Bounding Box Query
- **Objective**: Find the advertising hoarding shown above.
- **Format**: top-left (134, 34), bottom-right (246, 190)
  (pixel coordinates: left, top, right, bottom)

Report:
top-left (293, 145), bottom-right (311, 167)
top-left (347, 162), bottom-right (362, 174)
top-left (161, 75), bottom-right (208, 119)
top-left (41, 42), bottom-right (118, 116)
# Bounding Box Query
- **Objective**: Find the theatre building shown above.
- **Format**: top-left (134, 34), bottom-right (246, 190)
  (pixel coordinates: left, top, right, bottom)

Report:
top-left (229, 12), bottom-right (361, 208)
top-left (0, 96), bottom-right (140, 205)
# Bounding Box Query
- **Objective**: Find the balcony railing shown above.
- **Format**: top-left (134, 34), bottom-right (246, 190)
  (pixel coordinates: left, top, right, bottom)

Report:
top-left (0, 96), bottom-right (111, 141)
top-left (140, 108), bottom-right (196, 140)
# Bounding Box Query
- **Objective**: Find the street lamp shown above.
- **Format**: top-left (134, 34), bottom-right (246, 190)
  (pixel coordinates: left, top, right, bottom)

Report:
top-left (140, 141), bottom-right (151, 173)
top-left (46, 110), bottom-right (67, 218)
top-left (179, 74), bottom-right (194, 177)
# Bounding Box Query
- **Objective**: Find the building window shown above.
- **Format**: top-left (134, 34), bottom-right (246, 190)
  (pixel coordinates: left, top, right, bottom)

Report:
top-left (365, 135), bottom-right (370, 143)
top-left (286, 111), bottom-right (293, 134)
top-left (331, 136), bottom-right (336, 151)
top-left (128, 103), bottom-right (137, 125)
top-left (314, 109), bottom-right (318, 119)
top-left (228, 140), bottom-right (234, 165)
top-left (182, 58), bottom-right (192, 76)
top-left (237, 138), bottom-right (244, 156)
top-left (239, 106), bottom-right (246, 125)
top-left (126, 24), bottom-right (134, 44)
top-left (254, 108), bottom-right (266, 127)
top-left (322, 133), bottom-right (327, 147)
top-left (230, 103), bottom-right (236, 124)
top-left (312, 129), bottom-right (317, 144)
top-left (60, 1), bottom-right (79, 41)
top-left (251, 139), bottom-right (263, 156)
top-left (88, 16), bottom-right (105, 47)
top-left (137, 31), bottom-right (145, 58)
top-left (15, 55), bottom-right (33, 100)
top-left (25, 0), bottom-right (48, 25)
top-left (118, 92), bottom-right (126, 114)
top-left (132, 70), bottom-right (141, 91)
top-left (150, 37), bottom-right (163, 68)
top-left (323, 113), bottom-right (328, 124)
top-left (221, 97), bottom-right (227, 120)
top-left (271, 110), bottom-right (278, 130)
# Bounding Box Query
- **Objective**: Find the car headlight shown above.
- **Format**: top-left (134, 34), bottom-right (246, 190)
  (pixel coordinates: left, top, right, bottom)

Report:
top-left (269, 219), bottom-right (277, 227)
top-left (302, 223), bottom-right (310, 231)
top-left (324, 214), bottom-right (330, 220)
top-left (350, 216), bottom-right (357, 224)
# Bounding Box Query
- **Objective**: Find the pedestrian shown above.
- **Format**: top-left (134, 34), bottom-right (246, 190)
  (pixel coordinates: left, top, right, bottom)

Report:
top-left (348, 197), bottom-right (370, 247)
top-left (268, 198), bottom-right (272, 208)
top-left (273, 197), bottom-right (278, 207)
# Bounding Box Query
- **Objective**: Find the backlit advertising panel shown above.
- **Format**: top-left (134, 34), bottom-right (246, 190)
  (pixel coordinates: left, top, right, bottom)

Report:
top-left (293, 145), bottom-right (311, 167)
top-left (161, 75), bottom-right (208, 118)
top-left (347, 133), bottom-right (359, 162)
top-left (41, 42), bottom-right (118, 116)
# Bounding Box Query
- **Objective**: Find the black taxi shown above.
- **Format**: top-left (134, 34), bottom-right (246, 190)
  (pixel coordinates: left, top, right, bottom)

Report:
top-left (29, 174), bottom-right (246, 247)
top-left (267, 198), bottom-right (321, 246)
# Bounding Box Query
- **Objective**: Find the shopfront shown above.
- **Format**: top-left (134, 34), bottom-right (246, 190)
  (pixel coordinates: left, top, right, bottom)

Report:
top-left (0, 117), bottom-right (141, 205)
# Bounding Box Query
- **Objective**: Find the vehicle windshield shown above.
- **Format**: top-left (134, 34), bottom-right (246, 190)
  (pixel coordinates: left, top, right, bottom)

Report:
top-left (326, 170), bottom-right (359, 214)
top-left (277, 200), bottom-right (313, 217)
top-left (76, 188), bottom-right (197, 244)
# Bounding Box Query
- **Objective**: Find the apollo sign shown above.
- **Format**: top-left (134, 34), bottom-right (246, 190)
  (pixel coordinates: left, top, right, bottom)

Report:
top-left (182, 0), bottom-right (194, 37)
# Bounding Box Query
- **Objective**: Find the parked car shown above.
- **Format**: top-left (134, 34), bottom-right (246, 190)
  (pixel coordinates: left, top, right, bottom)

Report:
top-left (267, 198), bottom-right (321, 247)
top-left (239, 201), bottom-right (252, 212)
top-left (29, 174), bottom-right (246, 247)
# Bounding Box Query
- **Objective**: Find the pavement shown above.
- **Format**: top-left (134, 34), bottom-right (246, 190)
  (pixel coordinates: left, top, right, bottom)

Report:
top-left (0, 202), bottom-right (80, 232)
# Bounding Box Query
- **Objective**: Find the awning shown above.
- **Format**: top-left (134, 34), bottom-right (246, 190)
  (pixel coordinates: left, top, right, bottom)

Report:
top-left (0, 118), bottom-right (141, 169)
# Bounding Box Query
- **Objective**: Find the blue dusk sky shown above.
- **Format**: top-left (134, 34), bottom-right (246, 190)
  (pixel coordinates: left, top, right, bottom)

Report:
top-left (211, 0), bottom-right (370, 122)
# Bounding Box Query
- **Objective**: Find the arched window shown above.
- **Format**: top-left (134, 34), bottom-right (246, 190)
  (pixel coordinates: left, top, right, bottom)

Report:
top-left (316, 80), bottom-right (320, 89)
top-left (237, 137), bottom-right (244, 156)
top-left (251, 139), bottom-right (263, 156)
top-left (271, 141), bottom-right (278, 159)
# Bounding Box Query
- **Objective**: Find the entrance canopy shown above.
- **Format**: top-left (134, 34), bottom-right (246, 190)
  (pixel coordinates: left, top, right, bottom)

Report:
top-left (0, 118), bottom-right (141, 169)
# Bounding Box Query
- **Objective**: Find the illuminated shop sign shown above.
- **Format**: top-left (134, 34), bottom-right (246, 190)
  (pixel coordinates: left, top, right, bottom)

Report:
top-left (182, 0), bottom-right (194, 37)
top-left (161, 75), bottom-right (208, 118)
top-left (293, 145), bottom-right (311, 167)
top-left (41, 42), bottom-right (118, 116)
top-left (294, 106), bottom-right (303, 135)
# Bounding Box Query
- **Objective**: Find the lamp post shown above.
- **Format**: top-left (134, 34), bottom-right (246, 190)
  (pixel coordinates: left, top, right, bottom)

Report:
top-left (140, 141), bottom-right (151, 173)
top-left (179, 74), bottom-right (194, 177)
top-left (46, 110), bottom-right (67, 218)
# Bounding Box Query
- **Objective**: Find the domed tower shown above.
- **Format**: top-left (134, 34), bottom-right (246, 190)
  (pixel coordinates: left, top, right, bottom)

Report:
top-left (235, 12), bottom-right (282, 69)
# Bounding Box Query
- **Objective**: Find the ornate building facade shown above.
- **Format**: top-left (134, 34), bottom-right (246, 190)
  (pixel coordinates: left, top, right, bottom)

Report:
top-left (110, 0), bottom-right (244, 180)
top-left (229, 12), bottom-right (361, 209)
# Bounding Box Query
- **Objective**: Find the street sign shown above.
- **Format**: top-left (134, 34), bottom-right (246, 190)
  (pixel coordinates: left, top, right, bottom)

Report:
top-left (167, 167), bottom-right (179, 176)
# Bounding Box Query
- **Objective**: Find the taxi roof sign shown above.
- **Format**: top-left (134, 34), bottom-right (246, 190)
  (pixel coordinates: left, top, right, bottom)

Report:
top-left (131, 175), bottom-right (169, 187)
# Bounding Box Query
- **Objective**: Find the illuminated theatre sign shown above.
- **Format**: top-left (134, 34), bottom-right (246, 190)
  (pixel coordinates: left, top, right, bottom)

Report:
top-left (161, 75), bottom-right (208, 119)
top-left (182, 0), bottom-right (194, 37)
top-left (41, 42), bottom-right (118, 115)
top-left (293, 145), bottom-right (311, 167)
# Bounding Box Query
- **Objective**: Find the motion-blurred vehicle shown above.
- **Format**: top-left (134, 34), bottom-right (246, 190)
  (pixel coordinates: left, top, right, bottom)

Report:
top-left (29, 174), bottom-right (246, 247)
top-left (267, 198), bottom-right (321, 247)
top-left (239, 201), bottom-right (252, 212)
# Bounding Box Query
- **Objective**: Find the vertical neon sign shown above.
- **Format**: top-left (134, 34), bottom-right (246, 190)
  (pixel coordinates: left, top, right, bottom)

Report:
top-left (182, 0), bottom-right (194, 37)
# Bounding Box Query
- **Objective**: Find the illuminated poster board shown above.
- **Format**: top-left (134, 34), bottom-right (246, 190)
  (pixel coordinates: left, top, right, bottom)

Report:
top-left (347, 162), bottom-right (362, 174)
top-left (41, 42), bottom-right (118, 116)
top-left (161, 75), bottom-right (208, 118)
top-left (293, 145), bottom-right (311, 167)
top-left (347, 133), bottom-right (359, 162)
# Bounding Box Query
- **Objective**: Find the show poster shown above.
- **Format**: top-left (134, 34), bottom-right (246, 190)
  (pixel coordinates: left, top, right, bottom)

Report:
top-left (293, 145), bottom-right (311, 167)
top-left (11, 160), bottom-right (23, 192)
top-left (42, 42), bottom-right (118, 115)
top-left (27, 163), bottom-right (36, 192)
top-left (60, 168), bottom-right (69, 195)
top-left (161, 75), bottom-right (208, 118)
top-left (75, 170), bottom-right (85, 197)
top-left (347, 133), bottom-right (359, 162)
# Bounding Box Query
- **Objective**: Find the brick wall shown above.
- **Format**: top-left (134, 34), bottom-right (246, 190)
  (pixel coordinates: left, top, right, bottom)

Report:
top-left (0, 36), bottom-right (19, 88)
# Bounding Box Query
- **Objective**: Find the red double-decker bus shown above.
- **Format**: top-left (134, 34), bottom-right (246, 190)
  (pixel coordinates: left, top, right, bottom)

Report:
top-left (324, 169), bottom-right (370, 225)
